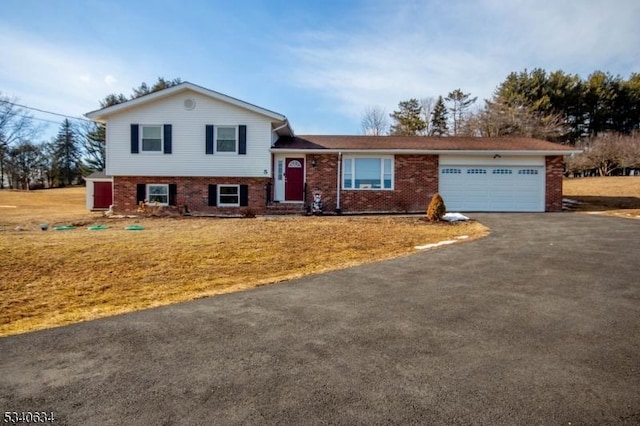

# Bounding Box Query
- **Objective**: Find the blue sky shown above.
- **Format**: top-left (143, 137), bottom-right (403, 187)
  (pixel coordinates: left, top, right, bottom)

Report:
top-left (1, 0), bottom-right (639, 139)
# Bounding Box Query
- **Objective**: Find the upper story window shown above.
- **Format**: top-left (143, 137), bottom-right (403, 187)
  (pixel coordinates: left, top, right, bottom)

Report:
top-left (205, 124), bottom-right (246, 155)
top-left (141, 125), bottom-right (162, 152)
top-left (131, 124), bottom-right (172, 154)
top-left (343, 156), bottom-right (393, 190)
top-left (216, 126), bottom-right (237, 153)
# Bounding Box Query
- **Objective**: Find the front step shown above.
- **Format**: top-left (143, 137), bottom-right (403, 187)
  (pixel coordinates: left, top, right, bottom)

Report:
top-left (265, 202), bottom-right (306, 215)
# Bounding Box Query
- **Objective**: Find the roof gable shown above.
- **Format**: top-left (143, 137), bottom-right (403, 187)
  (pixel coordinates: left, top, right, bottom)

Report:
top-left (85, 82), bottom-right (288, 123)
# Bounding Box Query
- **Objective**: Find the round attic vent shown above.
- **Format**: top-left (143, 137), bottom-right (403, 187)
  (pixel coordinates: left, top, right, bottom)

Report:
top-left (184, 98), bottom-right (196, 110)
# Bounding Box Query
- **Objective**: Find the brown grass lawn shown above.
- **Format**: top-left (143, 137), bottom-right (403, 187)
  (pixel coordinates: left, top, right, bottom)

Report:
top-left (563, 176), bottom-right (640, 217)
top-left (0, 187), bottom-right (488, 337)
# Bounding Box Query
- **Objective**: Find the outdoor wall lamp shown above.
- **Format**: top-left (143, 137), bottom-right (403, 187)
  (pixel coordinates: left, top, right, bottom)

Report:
top-left (311, 156), bottom-right (318, 167)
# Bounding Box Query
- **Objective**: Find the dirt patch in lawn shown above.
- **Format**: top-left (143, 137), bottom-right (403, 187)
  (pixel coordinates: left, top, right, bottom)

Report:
top-left (0, 190), bottom-right (488, 337)
top-left (563, 176), bottom-right (640, 216)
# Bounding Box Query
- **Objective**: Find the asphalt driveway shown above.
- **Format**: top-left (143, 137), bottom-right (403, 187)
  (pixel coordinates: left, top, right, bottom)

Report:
top-left (1, 213), bottom-right (639, 425)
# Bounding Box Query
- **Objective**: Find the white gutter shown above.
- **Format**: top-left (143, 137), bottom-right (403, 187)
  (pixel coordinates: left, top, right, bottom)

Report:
top-left (272, 120), bottom-right (291, 133)
top-left (270, 148), bottom-right (581, 156)
top-left (336, 152), bottom-right (342, 213)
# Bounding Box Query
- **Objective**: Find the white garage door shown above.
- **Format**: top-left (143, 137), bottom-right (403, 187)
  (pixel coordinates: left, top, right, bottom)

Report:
top-left (439, 166), bottom-right (545, 212)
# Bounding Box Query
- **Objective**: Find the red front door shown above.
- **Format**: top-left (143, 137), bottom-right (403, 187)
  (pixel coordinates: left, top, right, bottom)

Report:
top-left (284, 158), bottom-right (304, 201)
top-left (93, 181), bottom-right (113, 209)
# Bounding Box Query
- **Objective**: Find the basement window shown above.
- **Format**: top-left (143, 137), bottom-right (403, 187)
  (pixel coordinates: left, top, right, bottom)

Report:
top-left (218, 185), bottom-right (240, 206)
top-left (147, 184), bottom-right (169, 205)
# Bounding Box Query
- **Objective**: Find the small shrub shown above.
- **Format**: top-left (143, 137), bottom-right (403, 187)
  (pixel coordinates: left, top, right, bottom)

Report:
top-left (242, 208), bottom-right (256, 218)
top-left (426, 193), bottom-right (446, 221)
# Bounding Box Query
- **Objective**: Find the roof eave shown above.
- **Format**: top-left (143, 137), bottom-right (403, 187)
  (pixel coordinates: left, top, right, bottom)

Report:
top-left (270, 148), bottom-right (581, 155)
top-left (85, 82), bottom-right (287, 122)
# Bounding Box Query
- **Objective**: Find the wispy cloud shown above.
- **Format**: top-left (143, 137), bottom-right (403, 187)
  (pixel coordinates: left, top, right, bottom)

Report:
top-left (285, 0), bottom-right (640, 122)
top-left (0, 27), bottom-right (137, 117)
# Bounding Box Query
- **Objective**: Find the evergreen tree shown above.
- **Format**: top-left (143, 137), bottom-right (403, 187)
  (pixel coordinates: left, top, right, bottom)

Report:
top-left (389, 98), bottom-right (426, 135)
top-left (492, 68), bottom-right (640, 142)
top-left (445, 89), bottom-right (477, 135)
top-left (430, 96), bottom-right (449, 136)
top-left (99, 77), bottom-right (182, 108)
top-left (52, 119), bottom-right (81, 186)
top-left (100, 93), bottom-right (128, 108)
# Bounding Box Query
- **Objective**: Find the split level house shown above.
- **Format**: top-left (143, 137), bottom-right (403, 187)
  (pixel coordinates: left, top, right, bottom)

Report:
top-left (85, 82), bottom-right (578, 214)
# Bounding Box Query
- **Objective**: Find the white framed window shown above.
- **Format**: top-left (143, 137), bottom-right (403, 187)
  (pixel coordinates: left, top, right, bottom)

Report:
top-left (147, 184), bottom-right (169, 205)
top-left (216, 126), bottom-right (237, 153)
top-left (342, 156), bottom-right (393, 190)
top-left (218, 184), bottom-right (240, 206)
top-left (141, 125), bottom-right (163, 152)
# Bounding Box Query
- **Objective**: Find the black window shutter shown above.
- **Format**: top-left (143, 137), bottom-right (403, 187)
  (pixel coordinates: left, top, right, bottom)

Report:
top-left (164, 124), bottom-right (172, 154)
top-left (131, 124), bottom-right (139, 154)
top-left (208, 184), bottom-right (217, 206)
top-left (238, 125), bottom-right (247, 155)
top-left (206, 125), bottom-right (214, 154)
top-left (168, 184), bottom-right (177, 206)
top-left (136, 184), bottom-right (146, 203)
top-left (240, 184), bottom-right (249, 206)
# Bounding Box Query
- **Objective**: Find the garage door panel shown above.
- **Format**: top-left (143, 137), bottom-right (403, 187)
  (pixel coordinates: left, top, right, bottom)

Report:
top-left (439, 166), bottom-right (544, 212)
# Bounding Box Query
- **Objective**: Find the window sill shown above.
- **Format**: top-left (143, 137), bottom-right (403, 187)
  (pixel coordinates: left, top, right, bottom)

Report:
top-left (342, 188), bottom-right (394, 191)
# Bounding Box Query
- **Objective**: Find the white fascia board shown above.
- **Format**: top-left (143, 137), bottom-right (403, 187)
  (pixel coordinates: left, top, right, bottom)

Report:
top-left (270, 148), bottom-right (581, 155)
top-left (86, 82), bottom-right (287, 122)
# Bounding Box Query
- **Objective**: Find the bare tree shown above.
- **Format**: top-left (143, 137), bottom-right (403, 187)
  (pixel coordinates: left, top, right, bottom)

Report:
top-left (7, 141), bottom-right (43, 190)
top-left (78, 121), bottom-right (106, 173)
top-left (0, 94), bottom-right (39, 188)
top-left (620, 132), bottom-right (640, 171)
top-left (585, 134), bottom-right (625, 176)
top-left (361, 106), bottom-right (389, 136)
top-left (469, 99), bottom-right (568, 141)
top-left (419, 97), bottom-right (435, 135)
top-left (445, 89), bottom-right (477, 136)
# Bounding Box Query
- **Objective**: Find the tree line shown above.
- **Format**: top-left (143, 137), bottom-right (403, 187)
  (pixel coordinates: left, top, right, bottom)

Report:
top-left (0, 78), bottom-right (181, 189)
top-left (361, 68), bottom-right (640, 176)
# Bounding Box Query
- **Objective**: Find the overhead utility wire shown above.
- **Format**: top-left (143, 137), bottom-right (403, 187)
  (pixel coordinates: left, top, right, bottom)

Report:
top-left (0, 100), bottom-right (94, 123)
top-left (15, 113), bottom-right (63, 125)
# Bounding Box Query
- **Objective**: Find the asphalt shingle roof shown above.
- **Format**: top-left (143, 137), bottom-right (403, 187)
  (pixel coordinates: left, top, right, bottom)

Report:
top-left (273, 135), bottom-right (576, 152)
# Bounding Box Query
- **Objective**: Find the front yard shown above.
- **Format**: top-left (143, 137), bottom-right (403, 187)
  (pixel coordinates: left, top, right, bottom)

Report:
top-left (0, 188), bottom-right (487, 336)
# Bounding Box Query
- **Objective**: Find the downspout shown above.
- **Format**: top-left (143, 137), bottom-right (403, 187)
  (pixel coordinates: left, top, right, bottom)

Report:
top-left (336, 152), bottom-right (342, 214)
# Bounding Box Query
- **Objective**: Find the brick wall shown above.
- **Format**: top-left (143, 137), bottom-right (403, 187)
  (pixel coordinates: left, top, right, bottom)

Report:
top-left (545, 155), bottom-right (564, 212)
top-left (305, 154), bottom-right (439, 213)
top-left (113, 176), bottom-right (270, 214)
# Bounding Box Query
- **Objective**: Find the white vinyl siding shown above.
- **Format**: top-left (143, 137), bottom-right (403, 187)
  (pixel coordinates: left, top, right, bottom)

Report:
top-left (105, 90), bottom-right (273, 177)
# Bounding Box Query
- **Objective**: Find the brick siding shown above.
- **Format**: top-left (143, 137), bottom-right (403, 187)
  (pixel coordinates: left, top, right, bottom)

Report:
top-left (113, 176), bottom-right (270, 214)
top-left (113, 154), bottom-right (564, 215)
top-left (304, 154), bottom-right (439, 213)
top-left (545, 155), bottom-right (564, 212)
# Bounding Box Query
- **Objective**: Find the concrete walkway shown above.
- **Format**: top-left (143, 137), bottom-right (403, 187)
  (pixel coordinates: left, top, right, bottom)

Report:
top-left (1, 213), bottom-right (639, 425)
